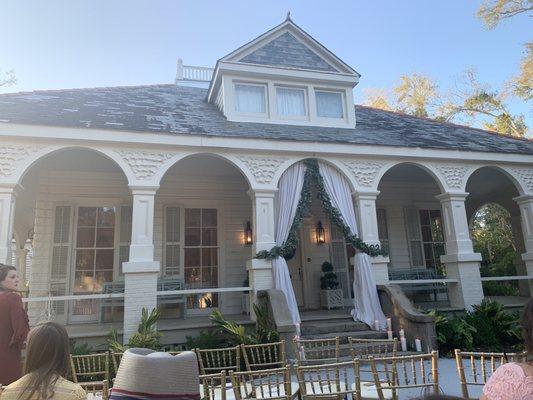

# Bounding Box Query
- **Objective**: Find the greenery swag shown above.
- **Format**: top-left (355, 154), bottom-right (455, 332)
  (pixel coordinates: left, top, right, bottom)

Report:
top-left (255, 159), bottom-right (386, 260)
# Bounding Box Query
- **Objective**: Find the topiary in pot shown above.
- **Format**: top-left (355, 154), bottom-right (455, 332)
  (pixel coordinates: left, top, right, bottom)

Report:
top-left (320, 261), bottom-right (339, 290)
top-left (320, 261), bottom-right (343, 309)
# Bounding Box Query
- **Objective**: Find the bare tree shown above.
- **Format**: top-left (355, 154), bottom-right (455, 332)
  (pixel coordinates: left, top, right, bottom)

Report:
top-left (478, 0), bottom-right (533, 29)
top-left (0, 69), bottom-right (17, 87)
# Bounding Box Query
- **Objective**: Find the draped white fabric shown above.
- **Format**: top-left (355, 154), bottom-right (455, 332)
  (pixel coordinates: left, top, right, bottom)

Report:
top-left (318, 161), bottom-right (387, 330)
top-left (235, 84), bottom-right (266, 113)
top-left (276, 87), bottom-right (306, 116)
top-left (273, 162), bottom-right (306, 327)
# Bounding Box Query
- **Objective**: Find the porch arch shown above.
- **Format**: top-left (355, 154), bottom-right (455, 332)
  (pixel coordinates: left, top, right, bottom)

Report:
top-left (12, 145), bottom-right (135, 185)
top-left (154, 152), bottom-right (255, 189)
top-left (374, 161), bottom-right (446, 194)
top-left (464, 165), bottom-right (527, 196)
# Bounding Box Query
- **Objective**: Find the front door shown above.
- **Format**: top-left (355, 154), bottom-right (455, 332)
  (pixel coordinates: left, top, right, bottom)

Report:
top-left (286, 245), bottom-right (304, 308)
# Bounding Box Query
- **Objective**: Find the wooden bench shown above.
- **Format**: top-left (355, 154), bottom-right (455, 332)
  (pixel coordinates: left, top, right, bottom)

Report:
top-left (388, 268), bottom-right (449, 303)
top-left (99, 278), bottom-right (187, 322)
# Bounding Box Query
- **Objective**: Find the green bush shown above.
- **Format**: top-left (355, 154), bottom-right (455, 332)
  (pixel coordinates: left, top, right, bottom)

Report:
top-left (186, 330), bottom-right (231, 349)
top-left (108, 307), bottom-right (162, 352)
top-left (429, 299), bottom-right (522, 356)
top-left (320, 261), bottom-right (339, 290)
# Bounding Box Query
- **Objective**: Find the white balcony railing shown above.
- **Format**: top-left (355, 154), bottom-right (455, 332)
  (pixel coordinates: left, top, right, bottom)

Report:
top-left (176, 59), bottom-right (213, 83)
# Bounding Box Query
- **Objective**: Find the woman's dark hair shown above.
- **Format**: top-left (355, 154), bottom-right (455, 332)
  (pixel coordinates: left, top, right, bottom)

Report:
top-left (522, 297), bottom-right (533, 355)
top-left (0, 263), bottom-right (16, 292)
top-left (18, 322), bottom-right (71, 400)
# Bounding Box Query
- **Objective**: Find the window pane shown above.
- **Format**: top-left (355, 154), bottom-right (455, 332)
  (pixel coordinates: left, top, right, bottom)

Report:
top-left (202, 228), bottom-right (217, 246)
top-left (410, 242), bottom-right (424, 267)
top-left (185, 209), bottom-right (201, 227)
top-left (96, 249), bottom-right (114, 269)
top-left (77, 227), bottom-right (95, 247)
top-left (316, 91), bottom-right (343, 118)
top-left (185, 228), bottom-right (201, 246)
top-left (96, 227), bottom-right (115, 247)
top-left (184, 248), bottom-right (201, 267)
top-left (74, 271), bottom-right (95, 293)
top-left (202, 209), bottom-right (217, 227)
top-left (185, 267), bottom-right (201, 286)
top-left (276, 87), bottom-right (306, 116)
top-left (235, 84), bottom-right (266, 113)
top-left (78, 207), bottom-right (96, 227)
top-left (202, 248), bottom-right (218, 267)
top-left (94, 271), bottom-right (113, 292)
top-left (98, 207), bottom-right (116, 227)
top-left (421, 226), bottom-right (432, 243)
top-left (377, 209), bottom-right (389, 240)
top-left (76, 249), bottom-right (94, 270)
top-left (202, 267), bottom-right (218, 287)
top-left (419, 209), bottom-right (430, 225)
top-left (120, 206), bottom-right (132, 242)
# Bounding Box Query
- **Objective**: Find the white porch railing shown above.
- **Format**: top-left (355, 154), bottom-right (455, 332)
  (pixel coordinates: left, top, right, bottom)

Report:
top-left (480, 275), bottom-right (533, 282)
top-left (176, 59), bottom-right (214, 83)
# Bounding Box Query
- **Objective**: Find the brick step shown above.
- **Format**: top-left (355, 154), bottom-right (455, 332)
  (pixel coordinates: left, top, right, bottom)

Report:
top-left (301, 330), bottom-right (387, 343)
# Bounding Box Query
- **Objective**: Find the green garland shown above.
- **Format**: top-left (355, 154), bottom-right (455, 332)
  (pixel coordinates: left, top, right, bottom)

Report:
top-left (255, 159), bottom-right (386, 260)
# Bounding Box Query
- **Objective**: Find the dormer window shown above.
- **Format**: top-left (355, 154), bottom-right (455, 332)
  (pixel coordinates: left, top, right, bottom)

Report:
top-left (276, 86), bottom-right (307, 118)
top-left (315, 90), bottom-right (344, 119)
top-left (234, 83), bottom-right (266, 114)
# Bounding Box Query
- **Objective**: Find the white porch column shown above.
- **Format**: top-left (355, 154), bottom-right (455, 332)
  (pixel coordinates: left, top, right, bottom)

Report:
top-left (0, 186), bottom-right (17, 265)
top-left (122, 186), bottom-right (160, 342)
top-left (353, 191), bottom-right (390, 284)
top-left (514, 195), bottom-right (533, 295)
top-left (246, 189), bottom-right (277, 315)
top-left (14, 247), bottom-right (29, 288)
top-left (437, 192), bottom-right (483, 310)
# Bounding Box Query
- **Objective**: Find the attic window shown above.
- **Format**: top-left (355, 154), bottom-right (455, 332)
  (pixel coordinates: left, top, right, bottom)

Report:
top-left (276, 87), bottom-right (307, 117)
top-left (234, 83), bottom-right (266, 114)
top-left (315, 90), bottom-right (344, 119)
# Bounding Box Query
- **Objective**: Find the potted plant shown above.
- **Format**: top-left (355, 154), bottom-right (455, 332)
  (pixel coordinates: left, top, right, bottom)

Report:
top-left (319, 261), bottom-right (344, 309)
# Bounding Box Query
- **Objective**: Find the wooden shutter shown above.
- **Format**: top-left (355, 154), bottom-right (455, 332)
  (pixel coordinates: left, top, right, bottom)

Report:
top-left (404, 208), bottom-right (424, 268)
top-left (50, 205), bottom-right (72, 316)
top-left (329, 224), bottom-right (351, 301)
top-left (164, 206), bottom-right (181, 276)
top-left (118, 205), bottom-right (132, 275)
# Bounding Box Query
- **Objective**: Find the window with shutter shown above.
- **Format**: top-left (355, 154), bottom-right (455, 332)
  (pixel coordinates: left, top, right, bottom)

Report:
top-left (329, 223), bottom-right (352, 304)
top-left (164, 206), bottom-right (181, 277)
top-left (377, 208), bottom-right (389, 255)
top-left (50, 205), bottom-right (72, 316)
top-left (404, 208), bottom-right (424, 268)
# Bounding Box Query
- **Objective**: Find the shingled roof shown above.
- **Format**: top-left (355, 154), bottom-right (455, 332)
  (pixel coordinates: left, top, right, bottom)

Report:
top-left (0, 84), bottom-right (531, 155)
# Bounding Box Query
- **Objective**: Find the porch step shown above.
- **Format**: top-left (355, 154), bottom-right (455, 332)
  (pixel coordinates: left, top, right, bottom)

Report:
top-left (300, 317), bottom-right (370, 336)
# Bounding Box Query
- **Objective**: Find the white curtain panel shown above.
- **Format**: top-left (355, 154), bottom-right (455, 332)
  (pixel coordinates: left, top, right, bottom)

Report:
top-left (317, 161), bottom-right (387, 330)
top-left (235, 84), bottom-right (266, 113)
top-left (273, 162), bottom-right (306, 327)
top-left (276, 87), bottom-right (306, 116)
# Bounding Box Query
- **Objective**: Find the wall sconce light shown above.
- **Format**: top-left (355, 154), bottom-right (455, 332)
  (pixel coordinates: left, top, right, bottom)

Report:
top-left (244, 221), bottom-right (253, 245)
top-left (316, 221), bottom-right (326, 245)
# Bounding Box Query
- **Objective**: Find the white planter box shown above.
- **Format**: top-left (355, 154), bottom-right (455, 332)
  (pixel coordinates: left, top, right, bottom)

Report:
top-left (320, 289), bottom-right (344, 310)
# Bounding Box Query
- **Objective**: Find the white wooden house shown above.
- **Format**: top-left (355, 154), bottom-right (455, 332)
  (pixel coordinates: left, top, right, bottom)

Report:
top-left (0, 17), bottom-right (532, 343)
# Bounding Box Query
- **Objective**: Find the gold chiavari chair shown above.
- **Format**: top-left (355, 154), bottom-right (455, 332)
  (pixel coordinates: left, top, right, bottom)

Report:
top-left (79, 381), bottom-right (110, 400)
top-left (241, 341), bottom-right (286, 371)
top-left (293, 337), bottom-right (340, 365)
top-left (369, 351), bottom-right (439, 400)
top-left (70, 353), bottom-right (110, 400)
top-left (296, 359), bottom-right (361, 400)
top-left (230, 365), bottom-right (296, 400)
top-left (348, 338), bottom-right (398, 360)
top-left (110, 351), bottom-right (123, 374)
top-left (200, 370), bottom-right (231, 400)
top-left (196, 345), bottom-right (241, 374)
top-left (454, 349), bottom-right (526, 399)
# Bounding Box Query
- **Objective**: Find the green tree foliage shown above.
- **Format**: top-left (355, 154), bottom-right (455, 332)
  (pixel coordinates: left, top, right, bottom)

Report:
top-left (471, 203), bottom-right (519, 295)
top-left (477, 0), bottom-right (532, 29)
top-left (108, 307), bottom-right (163, 352)
top-left (510, 43), bottom-right (532, 101)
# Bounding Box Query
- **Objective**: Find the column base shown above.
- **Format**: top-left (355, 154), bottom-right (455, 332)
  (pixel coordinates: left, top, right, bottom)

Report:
top-left (440, 253), bottom-right (483, 310)
top-left (123, 260), bottom-right (160, 342)
top-left (247, 258), bottom-right (274, 321)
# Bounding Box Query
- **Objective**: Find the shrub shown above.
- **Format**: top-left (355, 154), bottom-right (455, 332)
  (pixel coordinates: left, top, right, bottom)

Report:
top-left (429, 310), bottom-right (476, 356)
top-left (108, 307), bottom-right (162, 352)
top-left (320, 261), bottom-right (339, 290)
top-left (186, 330), bottom-right (231, 349)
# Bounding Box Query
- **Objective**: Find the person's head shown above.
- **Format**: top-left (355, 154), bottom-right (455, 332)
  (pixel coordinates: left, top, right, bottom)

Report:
top-left (0, 263), bottom-right (19, 292)
top-left (18, 322), bottom-right (70, 400)
top-left (522, 297), bottom-right (533, 355)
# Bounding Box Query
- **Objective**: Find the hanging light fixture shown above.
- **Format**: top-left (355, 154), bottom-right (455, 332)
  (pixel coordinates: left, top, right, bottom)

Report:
top-left (316, 221), bottom-right (326, 244)
top-left (244, 221), bottom-right (253, 245)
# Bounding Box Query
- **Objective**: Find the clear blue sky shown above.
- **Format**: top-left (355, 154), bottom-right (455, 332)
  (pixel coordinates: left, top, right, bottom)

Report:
top-left (1, 0), bottom-right (531, 128)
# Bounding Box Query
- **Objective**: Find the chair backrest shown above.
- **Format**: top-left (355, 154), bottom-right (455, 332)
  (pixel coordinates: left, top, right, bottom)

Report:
top-left (454, 349), bottom-right (526, 399)
top-left (110, 352), bottom-right (123, 375)
top-left (200, 370), bottom-right (229, 400)
top-left (230, 366), bottom-right (292, 400)
top-left (241, 341), bottom-right (286, 371)
top-left (78, 381), bottom-right (110, 400)
top-left (70, 353), bottom-right (110, 383)
top-left (369, 351), bottom-right (439, 400)
top-left (296, 359), bottom-right (361, 400)
top-left (293, 337), bottom-right (340, 365)
top-left (196, 346), bottom-right (241, 374)
top-left (348, 338), bottom-right (398, 359)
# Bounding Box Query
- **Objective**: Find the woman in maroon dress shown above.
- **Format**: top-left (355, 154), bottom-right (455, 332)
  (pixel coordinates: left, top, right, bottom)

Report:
top-left (0, 263), bottom-right (30, 386)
